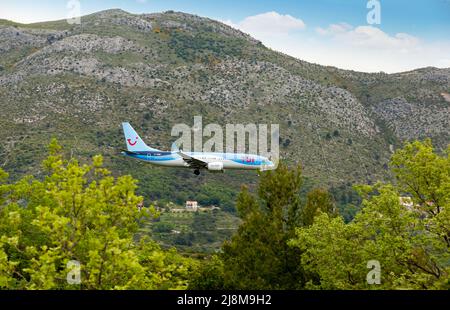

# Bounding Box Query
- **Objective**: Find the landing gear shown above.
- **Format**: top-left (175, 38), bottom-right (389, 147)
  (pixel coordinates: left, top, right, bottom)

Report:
top-left (194, 169), bottom-right (200, 176)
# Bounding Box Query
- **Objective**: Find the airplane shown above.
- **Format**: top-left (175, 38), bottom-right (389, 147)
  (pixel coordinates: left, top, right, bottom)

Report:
top-left (121, 122), bottom-right (276, 175)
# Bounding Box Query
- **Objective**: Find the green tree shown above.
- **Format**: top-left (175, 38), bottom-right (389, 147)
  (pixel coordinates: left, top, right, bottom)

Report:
top-left (290, 140), bottom-right (450, 289)
top-left (0, 139), bottom-right (197, 289)
top-left (189, 255), bottom-right (226, 290)
top-left (390, 139), bottom-right (450, 220)
top-left (213, 163), bottom-right (340, 289)
top-left (302, 188), bottom-right (337, 227)
top-left (218, 163), bottom-right (306, 289)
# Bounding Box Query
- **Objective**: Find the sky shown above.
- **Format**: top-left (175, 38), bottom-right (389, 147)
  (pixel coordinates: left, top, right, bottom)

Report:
top-left (0, 0), bottom-right (449, 73)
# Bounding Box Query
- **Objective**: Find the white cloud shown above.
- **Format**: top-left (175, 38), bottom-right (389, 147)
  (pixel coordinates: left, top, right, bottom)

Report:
top-left (437, 58), bottom-right (450, 67)
top-left (223, 11), bottom-right (305, 38)
top-left (317, 23), bottom-right (420, 49)
top-left (316, 22), bottom-right (352, 36)
top-left (337, 26), bottom-right (420, 49)
top-left (265, 30), bottom-right (450, 73)
top-left (225, 14), bottom-right (449, 73)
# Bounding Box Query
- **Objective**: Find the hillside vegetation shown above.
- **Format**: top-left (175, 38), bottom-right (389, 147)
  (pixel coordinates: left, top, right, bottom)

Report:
top-left (0, 9), bottom-right (448, 216)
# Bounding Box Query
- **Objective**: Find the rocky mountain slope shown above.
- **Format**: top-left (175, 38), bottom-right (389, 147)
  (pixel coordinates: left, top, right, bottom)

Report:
top-left (0, 9), bottom-right (449, 206)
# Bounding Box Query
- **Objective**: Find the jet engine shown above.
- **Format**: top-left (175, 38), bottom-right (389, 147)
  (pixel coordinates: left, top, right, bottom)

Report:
top-left (207, 162), bottom-right (224, 172)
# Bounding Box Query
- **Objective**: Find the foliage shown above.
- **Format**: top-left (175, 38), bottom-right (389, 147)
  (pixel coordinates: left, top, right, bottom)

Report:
top-left (0, 139), bottom-right (196, 289)
top-left (168, 30), bottom-right (244, 62)
top-left (329, 184), bottom-right (362, 222)
top-left (189, 255), bottom-right (226, 290)
top-left (152, 222), bottom-right (175, 233)
top-left (290, 140), bottom-right (450, 289)
top-left (196, 184), bottom-right (236, 213)
top-left (302, 188), bottom-right (338, 227)
top-left (146, 210), bottom-right (239, 254)
top-left (1, 137), bottom-right (448, 290)
top-left (211, 162), bottom-right (336, 289)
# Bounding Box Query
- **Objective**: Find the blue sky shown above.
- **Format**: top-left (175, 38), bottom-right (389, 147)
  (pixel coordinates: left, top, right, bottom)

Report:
top-left (1, 0), bottom-right (449, 72)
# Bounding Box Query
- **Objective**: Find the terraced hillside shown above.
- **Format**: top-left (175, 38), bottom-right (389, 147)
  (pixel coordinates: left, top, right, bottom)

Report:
top-left (0, 9), bottom-right (449, 209)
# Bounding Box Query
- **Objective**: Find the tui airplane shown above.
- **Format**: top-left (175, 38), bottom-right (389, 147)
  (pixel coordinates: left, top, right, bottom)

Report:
top-left (121, 122), bottom-right (275, 175)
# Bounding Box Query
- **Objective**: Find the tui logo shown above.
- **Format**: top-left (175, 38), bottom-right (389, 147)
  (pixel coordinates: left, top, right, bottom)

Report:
top-left (127, 137), bottom-right (138, 146)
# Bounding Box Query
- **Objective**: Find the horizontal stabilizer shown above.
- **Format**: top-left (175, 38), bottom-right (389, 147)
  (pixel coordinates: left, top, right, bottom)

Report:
top-left (121, 149), bottom-right (138, 155)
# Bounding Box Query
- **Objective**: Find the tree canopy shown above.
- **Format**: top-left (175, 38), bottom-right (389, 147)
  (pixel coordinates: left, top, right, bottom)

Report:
top-left (290, 140), bottom-right (450, 289)
top-left (191, 163), bottom-right (338, 289)
top-left (1, 139), bottom-right (448, 290)
top-left (0, 139), bottom-right (197, 289)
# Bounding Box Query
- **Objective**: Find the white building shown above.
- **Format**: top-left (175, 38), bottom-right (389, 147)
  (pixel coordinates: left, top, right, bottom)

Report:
top-left (186, 201), bottom-right (198, 211)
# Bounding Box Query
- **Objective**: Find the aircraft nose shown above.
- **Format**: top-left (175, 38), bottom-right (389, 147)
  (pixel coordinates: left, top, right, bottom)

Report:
top-left (260, 159), bottom-right (276, 171)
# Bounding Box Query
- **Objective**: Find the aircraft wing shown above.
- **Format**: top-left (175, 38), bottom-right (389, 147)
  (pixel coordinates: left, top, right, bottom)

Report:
top-left (177, 151), bottom-right (208, 169)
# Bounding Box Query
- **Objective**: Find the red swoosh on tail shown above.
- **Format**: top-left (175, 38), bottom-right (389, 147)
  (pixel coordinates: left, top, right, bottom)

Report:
top-left (127, 138), bottom-right (138, 146)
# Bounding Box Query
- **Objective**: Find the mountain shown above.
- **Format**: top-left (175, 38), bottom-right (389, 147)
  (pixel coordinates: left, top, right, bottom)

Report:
top-left (0, 9), bottom-right (449, 208)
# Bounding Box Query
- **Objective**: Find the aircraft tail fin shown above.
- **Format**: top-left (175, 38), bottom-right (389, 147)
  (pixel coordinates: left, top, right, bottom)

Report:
top-left (122, 122), bottom-right (161, 152)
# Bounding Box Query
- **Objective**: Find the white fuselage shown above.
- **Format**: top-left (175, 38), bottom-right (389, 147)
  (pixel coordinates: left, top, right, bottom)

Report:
top-left (122, 151), bottom-right (275, 171)
top-left (120, 122), bottom-right (276, 173)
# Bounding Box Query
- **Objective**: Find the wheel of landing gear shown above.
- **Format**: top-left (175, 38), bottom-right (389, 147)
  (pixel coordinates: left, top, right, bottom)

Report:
top-left (194, 169), bottom-right (200, 175)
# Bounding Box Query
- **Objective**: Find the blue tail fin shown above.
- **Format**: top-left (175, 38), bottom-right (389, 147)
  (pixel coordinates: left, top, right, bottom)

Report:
top-left (122, 122), bottom-right (161, 152)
